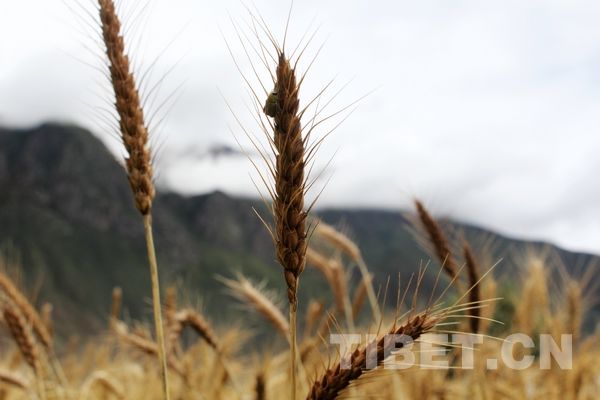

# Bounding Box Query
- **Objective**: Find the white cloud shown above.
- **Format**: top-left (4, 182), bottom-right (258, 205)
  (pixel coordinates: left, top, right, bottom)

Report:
top-left (1, 0), bottom-right (600, 254)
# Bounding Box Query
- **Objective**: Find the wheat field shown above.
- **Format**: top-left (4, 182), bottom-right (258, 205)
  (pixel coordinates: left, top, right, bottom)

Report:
top-left (0, 1), bottom-right (598, 399)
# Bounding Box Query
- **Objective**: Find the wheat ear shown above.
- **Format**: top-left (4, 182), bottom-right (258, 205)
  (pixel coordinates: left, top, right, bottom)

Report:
top-left (97, 1), bottom-right (169, 398)
top-left (221, 275), bottom-right (290, 341)
top-left (80, 370), bottom-right (125, 400)
top-left (269, 49), bottom-right (308, 400)
top-left (306, 310), bottom-right (442, 400)
top-left (0, 272), bottom-right (52, 348)
top-left (113, 321), bottom-right (185, 377)
top-left (306, 249), bottom-right (350, 323)
top-left (3, 306), bottom-right (46, 398)
top-left (315, 222), bottom-right (381, 322)
top-left (0, 369), bottom-right (28, 391)
top-left (172, 309), bottom-right (220, 351)
top-left (414, 200), bottom-right (460, 282)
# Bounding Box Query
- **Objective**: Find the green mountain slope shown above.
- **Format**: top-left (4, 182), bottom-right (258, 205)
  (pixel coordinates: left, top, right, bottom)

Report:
top-left (0, 123), bottom-right (597, 339)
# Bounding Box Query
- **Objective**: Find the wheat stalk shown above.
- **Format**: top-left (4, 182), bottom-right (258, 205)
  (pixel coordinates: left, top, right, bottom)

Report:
top-left (97, 1), bottom-right (169, 397)
top-left (463, 243), bottom-right (481, 333)
top-left (351, 277), bottom-right (368, 320)
top-left (40, 302), bottom-right (53, 338)
top-left (109, 287), bottom-right (122, 331)
top-left (304, 300), bottom-right (325, 337)
top-left (254, 371), bottom-right (266, 400)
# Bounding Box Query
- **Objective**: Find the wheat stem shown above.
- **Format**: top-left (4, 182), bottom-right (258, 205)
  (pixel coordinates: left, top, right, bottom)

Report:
top-left (356, 256), bottom-right (381, 322)
top-left (143, 215), bottom-right (170, 400)
top-left (290, 302), bottom-right (298, 400)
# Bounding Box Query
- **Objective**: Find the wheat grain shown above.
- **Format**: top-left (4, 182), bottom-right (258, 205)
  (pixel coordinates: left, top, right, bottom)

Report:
top-left (0, 272), bottom-right (52, 348)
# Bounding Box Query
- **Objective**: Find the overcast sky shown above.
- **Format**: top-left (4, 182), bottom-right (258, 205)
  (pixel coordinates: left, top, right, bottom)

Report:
top-left (1, 0), bottom-right (600, 255)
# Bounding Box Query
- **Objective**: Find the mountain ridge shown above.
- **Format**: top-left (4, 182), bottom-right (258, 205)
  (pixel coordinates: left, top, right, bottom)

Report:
top-left (0, 122), bottom-right (597, 339)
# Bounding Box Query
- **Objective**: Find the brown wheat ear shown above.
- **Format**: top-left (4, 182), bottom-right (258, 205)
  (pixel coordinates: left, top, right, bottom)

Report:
top-left (270, 50), bottom-right (308, 309)
top-left (97, 1), bottom-right (169, 398)
top-left (98, 0), bottom-right (154, 216)
top-left (306, 310), bottom-right (442, 400)
top-left (414, 200), bottom-right (460, 282)
top-left (3, 307), bottom-right (41, 375)
top-left (270, 50), bottom-right (307, 400)
top-left (172, 309), bottom-right (220, 351)
top-left (0, 272), bottom-right (52, 349)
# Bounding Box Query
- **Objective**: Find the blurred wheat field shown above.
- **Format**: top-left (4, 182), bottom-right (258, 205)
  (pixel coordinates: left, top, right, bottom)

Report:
top-left (0, 225), bottom-right (599, 399)
top-left (0, 0), bottom-right (598, 399)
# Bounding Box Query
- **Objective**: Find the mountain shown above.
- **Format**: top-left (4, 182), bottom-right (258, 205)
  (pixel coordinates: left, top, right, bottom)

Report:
top-left (0, 123), bottom-right (597, 340)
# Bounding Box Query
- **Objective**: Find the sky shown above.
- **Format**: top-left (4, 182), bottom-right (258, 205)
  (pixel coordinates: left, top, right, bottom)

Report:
top-left (1, 0), bottom-right (600, 254)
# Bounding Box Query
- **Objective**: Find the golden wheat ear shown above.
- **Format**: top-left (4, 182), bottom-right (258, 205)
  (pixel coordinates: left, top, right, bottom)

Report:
top-left (79, 370), bottom-right (125, 400)
top-left (313, 221), bottom-right (382, 324)
top-left (3, 306), bottom-right (41, 374)
top-left (0, 369), bottom-right (29, 392)
top-left (219, 274), bottom-right (290, 342)
top-left (0, 272), bottom-right (52, 349)
top-left (306, 248), bottom-right (352, 327)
